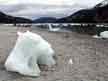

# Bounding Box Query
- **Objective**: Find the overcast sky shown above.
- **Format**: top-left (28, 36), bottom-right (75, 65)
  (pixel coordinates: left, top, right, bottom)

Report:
top-left (0, 0), bottom-right (103, 19)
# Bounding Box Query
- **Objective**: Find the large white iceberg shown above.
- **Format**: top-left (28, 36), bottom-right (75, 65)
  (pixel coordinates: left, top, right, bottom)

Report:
top-left (4, 31), bottom-right (56, 76)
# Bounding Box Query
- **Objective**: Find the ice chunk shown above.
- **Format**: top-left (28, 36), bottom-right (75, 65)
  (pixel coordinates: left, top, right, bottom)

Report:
top-left (4, 31), bottom-right (56, 76)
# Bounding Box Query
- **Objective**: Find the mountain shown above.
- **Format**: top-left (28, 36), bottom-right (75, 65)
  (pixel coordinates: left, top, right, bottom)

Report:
top-left (94, 0), bottom-right (108, 23)
top-left (56, 9), bottom-right (96, 23)
top-left (95, 0), bottom-right (108, 8)
top-left (33, 17), bottom-right (57, 23)
top-left (56, 0), bottom-right (108, 23)
top-left (0, 11), bottom-right (32, 23)
top-left (1, 0), bottom-right (108, 23)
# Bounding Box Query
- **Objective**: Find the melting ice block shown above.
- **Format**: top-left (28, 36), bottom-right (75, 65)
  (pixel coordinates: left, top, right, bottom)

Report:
top-left (100, 31), bottom-right (108, 38)
top-left (93, 31), bottom-right (108, 39)
top-left (4, 31), bottom-right (56, 76)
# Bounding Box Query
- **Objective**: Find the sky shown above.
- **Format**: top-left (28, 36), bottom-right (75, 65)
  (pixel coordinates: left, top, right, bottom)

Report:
top-left (0, 0), bottom-right (103, 19)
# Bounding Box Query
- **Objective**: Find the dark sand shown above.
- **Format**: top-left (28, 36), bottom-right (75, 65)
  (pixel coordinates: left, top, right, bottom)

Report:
top-left (0, 25), bottom-right (108, 81)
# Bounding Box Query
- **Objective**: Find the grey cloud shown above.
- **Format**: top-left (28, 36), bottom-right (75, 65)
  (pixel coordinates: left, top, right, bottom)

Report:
top-left (0, 3), bottom-right (96, 19)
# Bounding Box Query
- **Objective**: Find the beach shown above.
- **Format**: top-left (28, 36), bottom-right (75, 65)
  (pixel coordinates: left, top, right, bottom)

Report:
top-left (0, 25), bottom-right (108, 81)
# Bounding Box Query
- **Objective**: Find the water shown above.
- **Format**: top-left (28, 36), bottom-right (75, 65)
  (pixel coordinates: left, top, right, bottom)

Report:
top-left (3, 23), bottom-right (108, 34)
top-left (31, 24), bottom-right (73, 32)
top-left (30, 23), bottom-right (108, 35)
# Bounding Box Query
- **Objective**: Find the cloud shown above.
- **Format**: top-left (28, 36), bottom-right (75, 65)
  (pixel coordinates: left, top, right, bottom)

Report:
top-left (0, 0), bottom-right (103, 6)
top-left (0, 0), bottom-right (75, 5)
top-left (0, 0), bottom-right (19, 5)
top-left (0, 4), bottom-right (25, 13)
top-left (0, 0), bottom-right (103, 19)
top-left (1, 4), bottom-right (88, 19)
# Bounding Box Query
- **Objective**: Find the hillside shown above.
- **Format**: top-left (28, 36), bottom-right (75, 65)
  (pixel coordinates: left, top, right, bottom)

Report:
top-left (0, 11), bottom-right (32, 23)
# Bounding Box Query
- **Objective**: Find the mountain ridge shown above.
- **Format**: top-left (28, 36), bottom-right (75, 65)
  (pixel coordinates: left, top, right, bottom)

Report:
top-left (0, 11), bottom-right (32, 23)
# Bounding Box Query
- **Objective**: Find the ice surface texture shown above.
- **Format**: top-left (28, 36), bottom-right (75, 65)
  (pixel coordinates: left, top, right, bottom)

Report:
top-left (4, 31), bottom-right (56, 76)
